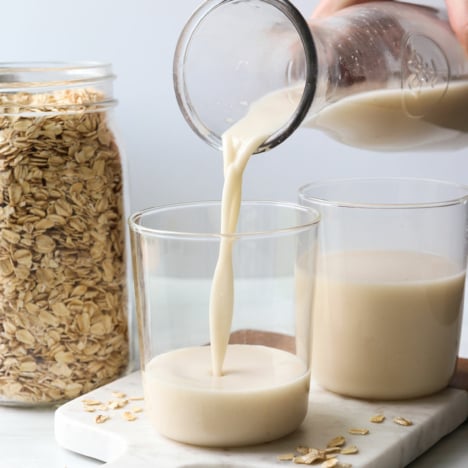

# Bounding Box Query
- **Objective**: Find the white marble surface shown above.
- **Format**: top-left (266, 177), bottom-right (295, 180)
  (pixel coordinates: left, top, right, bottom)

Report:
top-left (0, 417), bottom-right (461, 468)
top-left (0, 380), bottom-right (466, 468)
top-left (51, 371), bottom-right (468, 468)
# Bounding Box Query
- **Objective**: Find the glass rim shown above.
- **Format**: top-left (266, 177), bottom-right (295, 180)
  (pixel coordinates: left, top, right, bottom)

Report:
top-left (128, 200), bottom-right (320, 239)
top-left (298, 177), bottom-right (468, 209)
top-left (172, 0), bottom-right (316, 154)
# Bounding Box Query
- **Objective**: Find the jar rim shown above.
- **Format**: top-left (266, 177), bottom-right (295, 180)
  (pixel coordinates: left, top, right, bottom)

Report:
top-left (0, 61), bottom-right (117, 113)
top-left (0, 61), bottom-right (115, 89)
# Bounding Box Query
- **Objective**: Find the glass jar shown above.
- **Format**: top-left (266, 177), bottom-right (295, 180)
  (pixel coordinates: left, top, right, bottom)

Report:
top-left (174, 0), bottom-right (468, 152)
top-left (0, 62), bottom-right (130, 406)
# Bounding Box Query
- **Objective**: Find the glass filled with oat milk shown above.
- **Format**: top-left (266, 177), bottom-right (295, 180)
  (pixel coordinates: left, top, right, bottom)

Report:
top-left (174, 0), bottom-right (468, 152)
top-left (299, 178), bottom-right (468, 400)
top-left (129, 201), bottom-right (319, 446)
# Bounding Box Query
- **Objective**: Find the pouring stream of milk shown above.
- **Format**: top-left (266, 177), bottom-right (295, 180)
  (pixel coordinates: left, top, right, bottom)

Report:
top-left (209, 88), bottom-right (299, 376)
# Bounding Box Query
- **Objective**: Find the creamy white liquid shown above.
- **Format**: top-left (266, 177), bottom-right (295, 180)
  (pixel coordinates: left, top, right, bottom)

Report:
top-left (143, 86), bottom-right (309, 446)
top-left (312, 250), bottom-right (465, 399)
top-left (306, 81), bottom-right (468, 151)
top-left (143, 345), bottom-right (309, 447)
top-left (208, 88), bottom-right (297, 376)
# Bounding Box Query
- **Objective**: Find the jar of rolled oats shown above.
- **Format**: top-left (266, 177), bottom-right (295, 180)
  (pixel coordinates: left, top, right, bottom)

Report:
top-left (0, 62), bottom-right (130, 406)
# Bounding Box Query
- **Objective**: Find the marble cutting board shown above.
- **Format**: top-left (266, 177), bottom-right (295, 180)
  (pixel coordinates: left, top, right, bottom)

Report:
top-left (54, 371), bottom-right (468, 468)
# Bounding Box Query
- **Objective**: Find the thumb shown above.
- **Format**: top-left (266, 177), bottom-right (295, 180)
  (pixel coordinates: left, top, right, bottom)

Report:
top-left (445, 0), bottom-right (468, 53)
top-left (312, 0), bottom-right (375, 19)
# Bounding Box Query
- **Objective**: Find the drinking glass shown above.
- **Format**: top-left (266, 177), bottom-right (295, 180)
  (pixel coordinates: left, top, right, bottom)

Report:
top-left (299, 178), bottom-right (468, 399)
top-left (129, 201), bottom-right (319, 446)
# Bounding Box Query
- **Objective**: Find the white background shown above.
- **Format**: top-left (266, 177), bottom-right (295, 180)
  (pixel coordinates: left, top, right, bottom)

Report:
top-left (0, 0), bottom-right (465, 213)
top-left (0, 3), bottom-right (466, 467)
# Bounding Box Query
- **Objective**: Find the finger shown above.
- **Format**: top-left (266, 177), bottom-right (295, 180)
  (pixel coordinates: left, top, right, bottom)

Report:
top-left (311, 0), bottom-right (374, 19)
top-left (445, 0), bottom-right (468, 53)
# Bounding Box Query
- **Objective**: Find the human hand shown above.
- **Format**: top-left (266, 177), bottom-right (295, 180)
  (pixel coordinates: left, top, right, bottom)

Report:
top-left (312, 0), bottom-right (468, 53)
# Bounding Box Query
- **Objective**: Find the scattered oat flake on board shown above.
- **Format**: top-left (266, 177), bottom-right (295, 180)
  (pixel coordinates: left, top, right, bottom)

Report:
top-left (293, 454), bottom-right (311, 465)
top-left (295, 446), bottom-right (310, 455)
top-left (123, 411), bottom-right (137, 421)
top-left (321, 458), bottom-right (338, 468)
top-left (348, 428), bottom-right (369, 435)
top-left (327, 435), bottom-right (346, 447)
top-left (292, 456), bottom-right (304, 465)
top-left (325, 447), bottom-right (341, 454)
top-left (393, 417), bottom-right (413, 426)
top-left (277, 453), bottom-right (295, 461)
top-left (82, 399), bottom-right (101, 406)
top-left (370, 414), bottom-right (386, 423)
top-left (128, 396), bottom-right (144, 401)
top-left (111, 391), bottom-right (126, 398)
top-left (95, 414), bottom-right (109, 424)
top-left (293, 451), bottom-right (324, 465)
top-left (131, 406), bottom-right (143, 413)
top-left (108, 399), bottom-right (128, 410)
top-left (302, 449), bottom-right (326, 464)
top-left (341, 445), bottom-right (359, 455)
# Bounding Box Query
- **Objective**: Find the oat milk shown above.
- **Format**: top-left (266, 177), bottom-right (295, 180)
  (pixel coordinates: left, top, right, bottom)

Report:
top-left (312, 250), bottom-right (465, 399)
top-left (208, 87), bottom-right (299, 376)
top-left (144, 345), bottom-right (309, 446)
top-left (306, 81), bottom-right (468, 151)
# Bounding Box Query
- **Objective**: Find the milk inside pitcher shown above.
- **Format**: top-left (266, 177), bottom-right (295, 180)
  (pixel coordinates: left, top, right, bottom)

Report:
top-left (173, 0), bottom-right (468, 152)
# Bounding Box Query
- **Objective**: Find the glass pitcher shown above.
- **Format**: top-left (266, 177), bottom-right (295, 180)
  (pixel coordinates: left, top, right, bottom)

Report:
top-left (174, 0), bottom-right (468, 152)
